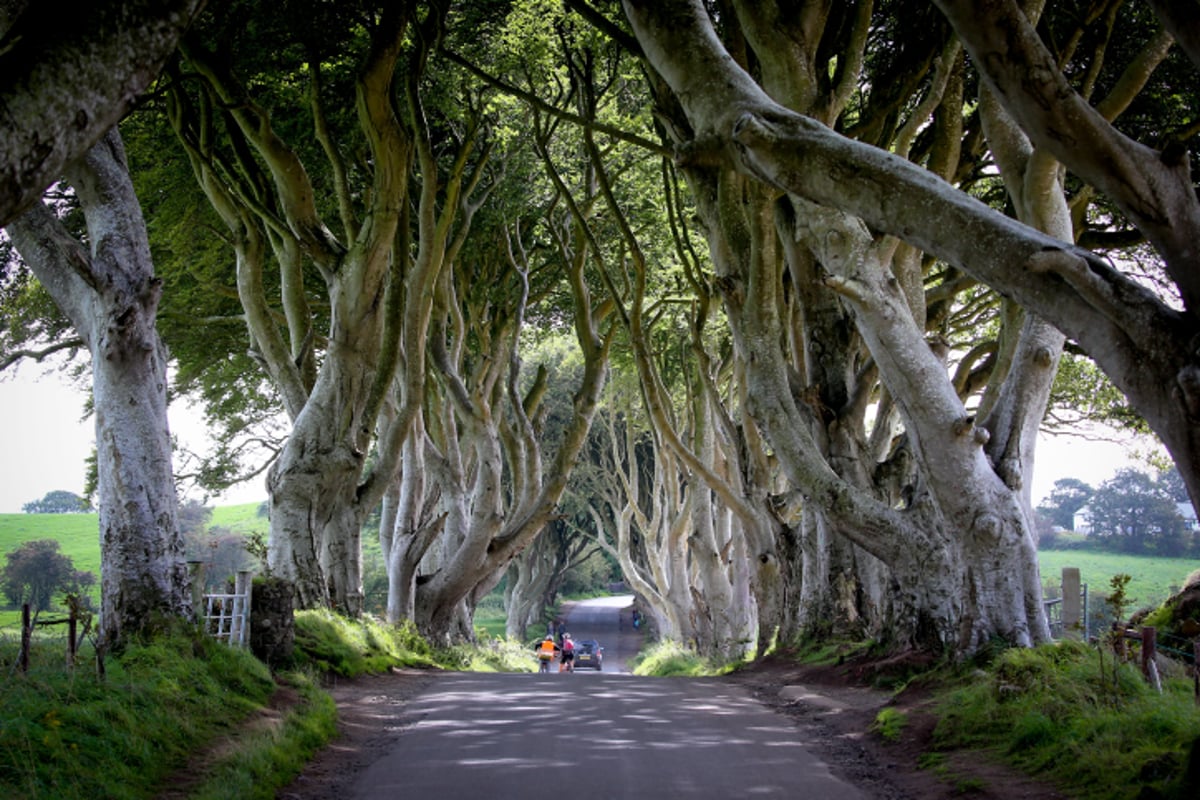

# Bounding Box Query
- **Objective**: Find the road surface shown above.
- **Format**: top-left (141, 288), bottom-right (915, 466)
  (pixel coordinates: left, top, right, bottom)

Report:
top-left (341, 597), bottom-right (866, 799)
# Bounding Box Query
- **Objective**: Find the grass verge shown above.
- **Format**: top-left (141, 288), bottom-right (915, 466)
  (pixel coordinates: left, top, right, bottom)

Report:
top-left (931, 640), bottom-right (1200, 800)
top-left (1, 609), bottom-right (541, 799)
top-left (628, 639), bottom-right (738, 677)
top-left (175, 671), bottom-right (336, 800)
top-left (0, 627), bottom-right (276, 799)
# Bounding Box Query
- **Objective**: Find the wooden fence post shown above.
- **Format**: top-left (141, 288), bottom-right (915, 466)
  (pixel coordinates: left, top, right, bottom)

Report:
top-left (1062, 568), bottom-right (1082, 637)
top-left (233, 570), bottom-right (252, 648)
top-left (66, 606), bottom-right (77, 670)
top-left (1141, 626), bottom-right (1156, 677)
top-left (1194, 641), bottom-right (1200, 707)
top-left (1142, 626), bottom-right (1162, 692)
top-left (19, 603), bottom-right (31, 673)
top-left (187, 560), bottom-right (206, 621)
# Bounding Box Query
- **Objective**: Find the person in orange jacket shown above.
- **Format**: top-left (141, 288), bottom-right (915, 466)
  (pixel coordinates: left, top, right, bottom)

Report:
top-left (535, 635), bottom-right (558, 673)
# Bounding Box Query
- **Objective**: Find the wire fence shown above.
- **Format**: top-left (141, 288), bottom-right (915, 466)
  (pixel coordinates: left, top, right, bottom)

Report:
top-left (4, 570), bottom-right (253, 680)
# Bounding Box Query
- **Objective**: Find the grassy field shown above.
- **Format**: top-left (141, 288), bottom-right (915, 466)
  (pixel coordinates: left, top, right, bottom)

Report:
top-left (1037, 549), bottom-right (1200, 609)
top-left (210, 502), bottom-right (269, 536)
top-left (0, 503), bottom-right (267, 629)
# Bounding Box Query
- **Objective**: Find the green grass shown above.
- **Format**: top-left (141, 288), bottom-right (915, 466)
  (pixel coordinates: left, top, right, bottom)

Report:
top-left (182, 670), bottom-right (336, 800)
top-left (0, 604), bottom-right (538, 799)
top-left (932, 640), bottom-right (1200, 800)
top-left (1038, 550), bottom-right (1200, 609)
top-left (293, 609), bottom-right (439, 675)
top-left (0, 627), bottom-right (279, 799)
top-left (629, 639), bottom-right (736, 677)
top-left (0, 512), bottom-right (101, 579)
top-left (209, 502), bottom-right (269, 536)
top-left (473, 592), bottom-right (508, 641)
top-left (0, 512), bottom-right (102, 627)
top-left (871, 707), bottom-right (908, 742)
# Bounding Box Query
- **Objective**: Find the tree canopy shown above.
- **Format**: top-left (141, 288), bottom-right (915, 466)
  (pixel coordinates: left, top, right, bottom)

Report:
top-left (4, 0), bottom-right (1200, 656)
top-left (1, 538), bottom-right (95, 612)
top-left (22, 490), bottom-right (91, 514)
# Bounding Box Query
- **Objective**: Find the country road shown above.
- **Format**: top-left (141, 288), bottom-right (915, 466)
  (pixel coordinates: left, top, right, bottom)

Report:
top-left (287, 597), bottom-right (866, 799)
top-left (348, 671), bottom-right (864, 799)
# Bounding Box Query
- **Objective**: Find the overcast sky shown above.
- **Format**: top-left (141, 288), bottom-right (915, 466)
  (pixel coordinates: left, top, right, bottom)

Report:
top-left (0, 365), bottom-right (266, 513)
top-left (0, 365), bottom-right (1151, 515)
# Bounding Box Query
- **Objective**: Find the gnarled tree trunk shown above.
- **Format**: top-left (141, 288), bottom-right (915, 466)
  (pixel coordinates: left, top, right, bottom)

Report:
top-left (7, 130), bottom-right (190, 649)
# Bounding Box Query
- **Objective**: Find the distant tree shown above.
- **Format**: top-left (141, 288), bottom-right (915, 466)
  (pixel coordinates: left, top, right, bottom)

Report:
top-left (22, 490), bottom-right (90, 514)
top-left (1033, 509), bottom-right (1061, 550)
top-left (1087, 469), bottom-right (1185, 554)
top-left (198, 528), bottom-right (253, 591)
top-left (177, 499), bottom-right (213, 540)
top-left (1, 539), bottom-right (95, 612)
top-left (1036, 479), bottom-right (1094, 531)
top-left (1158, 466), bottom-right (1190, 503)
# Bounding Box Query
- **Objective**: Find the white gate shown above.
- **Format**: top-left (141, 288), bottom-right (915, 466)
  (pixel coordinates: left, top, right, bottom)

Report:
top-left (197, 569), bottom-right (252, 648)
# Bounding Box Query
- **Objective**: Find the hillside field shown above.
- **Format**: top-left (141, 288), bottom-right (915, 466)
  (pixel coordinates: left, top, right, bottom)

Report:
top-left (1038, 549), bottom-right (1200, 610)
top-left (0, 503), bottom-right (267, 630)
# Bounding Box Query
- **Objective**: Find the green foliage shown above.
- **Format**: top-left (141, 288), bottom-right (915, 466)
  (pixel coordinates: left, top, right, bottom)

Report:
top-left (1047, 352), bottom-right (1148, 434)
top-left (1036, 478), bottom-right (1093, 531)
top-left (871, 707), bottom-right (908, 742)
top-left (1, 538), bottom-right (94, 612)
top-left (0, 629), bottom-right (278, 800)
top-left (1087, 469), bottom-right (1196, 556)
top-left (438, 637), bottom-right (543, 673)
top-left (629, 640), bottom-right (733, 677)
top-left (933, 641), bottom-right (1200, 799)
top-left (293, 610), bottom-right (438, 677)
top-left (558, 547), bottom-right (621, 598)
top-left (22, 490), bottom-right (90, 514)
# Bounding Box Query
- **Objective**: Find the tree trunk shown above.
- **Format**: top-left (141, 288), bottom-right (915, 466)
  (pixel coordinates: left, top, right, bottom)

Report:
top-left (6, 130), bottom-right (190, 649)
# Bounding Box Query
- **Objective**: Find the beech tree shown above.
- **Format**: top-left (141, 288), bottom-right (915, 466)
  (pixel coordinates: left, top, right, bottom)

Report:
top-left (150, 1), bottom-right (614, 640)
top-left (4, 130), bottom-right (191, 647)
top-left (592, 0), bottom-right (1200, 652)
top-left (0, 0), bottom-right (205, 225)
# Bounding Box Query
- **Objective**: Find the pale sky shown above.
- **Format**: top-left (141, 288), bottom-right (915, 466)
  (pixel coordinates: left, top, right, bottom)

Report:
top-left (0, 365), bottom-right (1153, 515)
top-left (0, 365), bottom-right (266, 513)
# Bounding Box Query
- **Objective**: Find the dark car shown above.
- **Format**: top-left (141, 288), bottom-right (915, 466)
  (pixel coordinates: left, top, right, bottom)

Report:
top-left (573, 639), bottom-right (604, 670)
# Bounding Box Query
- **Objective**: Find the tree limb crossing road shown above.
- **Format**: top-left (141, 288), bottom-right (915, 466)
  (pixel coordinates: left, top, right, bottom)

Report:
top-left (346, 598), bottom-right (866, 798)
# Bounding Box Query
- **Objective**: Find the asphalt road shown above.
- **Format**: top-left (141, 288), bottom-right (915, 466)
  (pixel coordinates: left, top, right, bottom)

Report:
top-left (344, 597), bottom-right (866, 799)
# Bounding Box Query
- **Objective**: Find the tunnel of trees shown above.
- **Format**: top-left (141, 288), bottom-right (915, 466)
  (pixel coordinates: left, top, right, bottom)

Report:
top-left (3, 0), bottom-right (1199, 657)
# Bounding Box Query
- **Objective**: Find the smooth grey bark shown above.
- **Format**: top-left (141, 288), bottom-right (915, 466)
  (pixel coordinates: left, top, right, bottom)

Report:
top-left (169, 8), bottom-right (419, 612)
top-left (5, 130), bottom-right (190, 648)
top-left (620, 0), bottom-right (1064, 650)
top-left (621, 1), bottom-right (1200, 527)
top-left (0, 0), bottom-right (205, 226)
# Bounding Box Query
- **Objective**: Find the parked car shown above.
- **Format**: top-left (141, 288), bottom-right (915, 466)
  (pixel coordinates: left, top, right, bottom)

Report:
top-left (573, 639), bottom-right (604, 670)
